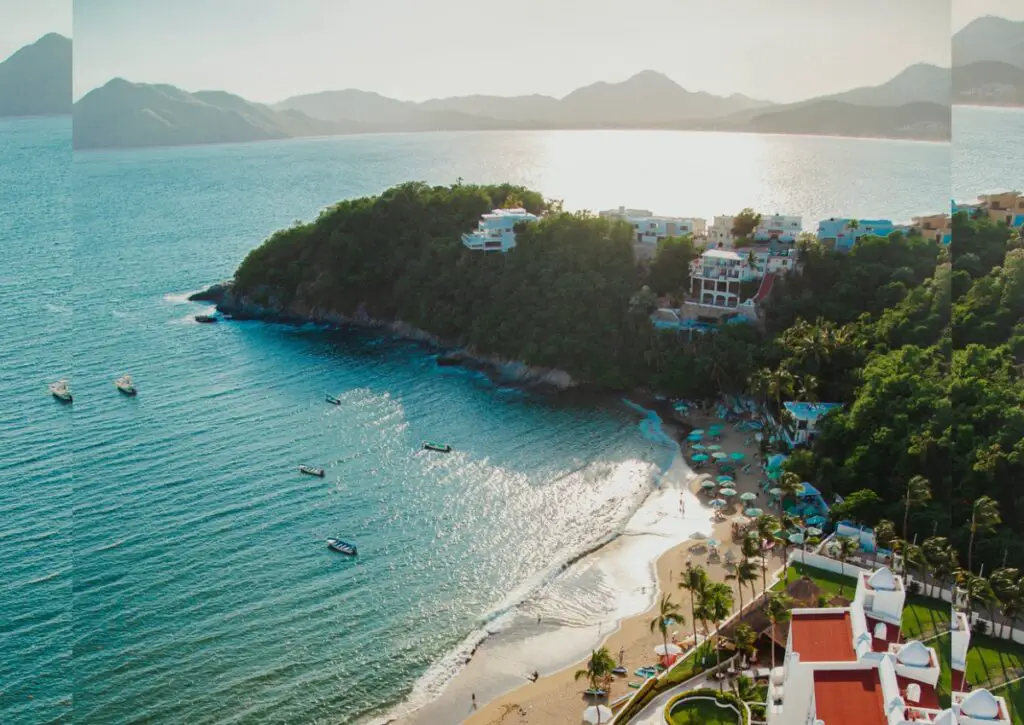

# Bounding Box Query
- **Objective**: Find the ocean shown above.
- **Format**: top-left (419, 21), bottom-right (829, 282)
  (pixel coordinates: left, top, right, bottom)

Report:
top-left (4, 124), bottom-right (950, 724)
top-left (954, 105), bottom-right (1024, 198)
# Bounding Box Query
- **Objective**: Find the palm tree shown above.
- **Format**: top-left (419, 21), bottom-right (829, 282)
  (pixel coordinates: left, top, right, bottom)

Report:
top-left (989, 568), bottom-right (1022, 639)
top-left (796, 374), bottom-right (819, 403)
top-left (778, 472), bottom-right (802, 506)
top-left (678, 563), bottom-right (709, 646)
top-left (957, 569), bottom-right (994, 621)
top-left (574, 647), bottom-right (617, 693)
top-left (755, 514), bottom-right (780, 595)
top-left (748, 368), bottom-right (773, 410)
top-left (836, 537), bottom-right (859, 594)
top-left (873, 519), bottom-right (897, 570)
top-left (901, 475), bottom-right (932, 543)
top-left (649, 594), bottom-right (684, 659)
top-left (766, 593), bottom-right (792, 673)
top-left (732, 624), bottom-right (757, 666)
top-left (697, 582), bottom-right (734, 682)
top-left (776, 512), bottom-right (800, 580)
top-left (767, 367), bottom-right (796, 416)
top-left (967, 496), bottom-right (1001, 578)
top-left (727, 558), bottom-right (760, 617)
top-left (921, 536), bottom-right (951, 598)
top-left (901, 542), bottom-right (926, 588)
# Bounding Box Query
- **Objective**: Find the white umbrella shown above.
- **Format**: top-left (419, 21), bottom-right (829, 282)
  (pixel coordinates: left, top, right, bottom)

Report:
top-left (711, 451), bottom-right (727, 460)
top-left (739, 492), bottom-right (757, 502)
top-left (719, 488), bottom-right (738, 497)
top-left (654, 643), bottom-right (683, 656)
top-left (806, 526), bottom-right (823, 537)
top-left (582, 705), bottom-right (613, 724)
top-left (745, 507), bottom-right (764, 517)
top-left (700, 480), bottom-right (716, 489)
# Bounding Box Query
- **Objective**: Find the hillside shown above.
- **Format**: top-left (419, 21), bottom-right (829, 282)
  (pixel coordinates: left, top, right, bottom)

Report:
top-left (0, 33), bottom-right (71, 117)
top-left (953, 15), bottom-right (1024, 69)
top-left (953, 61), bottom-right (1024, 105)
top-left (747, 101), bottom-right (950, 141)
top-left (73, 80), bottom-right (357, 150)
top-left (821, 63), bottom-right (950, 107)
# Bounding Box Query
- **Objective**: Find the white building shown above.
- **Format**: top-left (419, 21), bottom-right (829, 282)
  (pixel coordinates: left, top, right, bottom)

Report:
top-left (599, 206), bottom-right (706, 244)
top-left (754, 214), bottom-right (803, 243)
top-left (708, 215), bottom-right (737, 248)
top-left (780, 402), bottom-right (843, 447)
top-left (690, 249), bottom-right (744, 308)
top-left (949, 604), bottom-right (1012, 723)
top-left (461, 208), bottom-right (538, 252)
top-left (767, 568), bottom-right (954, 725)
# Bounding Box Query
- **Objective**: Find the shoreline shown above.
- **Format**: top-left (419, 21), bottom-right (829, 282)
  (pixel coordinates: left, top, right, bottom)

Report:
top-left (456, 408), bottom-right (783, 725)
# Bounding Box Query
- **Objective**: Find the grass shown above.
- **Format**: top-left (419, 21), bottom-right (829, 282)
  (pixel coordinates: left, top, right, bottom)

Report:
top-left (934, 634), bottom-right (953, 708)
top-left (901, 596), bottom-right (949, 640)
top-left (771, 561), bottom-right (859, 598)
top-left (965, 633), bottom-right (1024, 689)
top-left (667, 698), bottom-right (739, 725)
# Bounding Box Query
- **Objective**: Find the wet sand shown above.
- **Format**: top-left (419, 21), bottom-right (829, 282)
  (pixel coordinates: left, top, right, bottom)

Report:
top-left (460, 410), bottom-right (784, 725)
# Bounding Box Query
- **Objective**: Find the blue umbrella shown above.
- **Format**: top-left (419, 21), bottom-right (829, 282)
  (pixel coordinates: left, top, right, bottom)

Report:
top-left (692, 454), bottom-right (709, 462)
top-left (716, 475), bottom-right (734, 483)
top-left (729, 452), bottom-right (746, 461)
top-left (709, 498), bottom-right (727, 508)
top-left (691, 444), bottom-right (707, 451)
top-left (687, 432), bottom-right (704, 441)
top-left (789, 532), bottom-right (805, 545)
top-left (806, 515), bottom-right (827, 526)
top-left (745, 507), bottom-right (764, 517)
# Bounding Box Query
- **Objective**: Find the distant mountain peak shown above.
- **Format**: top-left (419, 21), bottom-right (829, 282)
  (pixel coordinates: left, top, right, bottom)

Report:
top-left (0, 32), bottom-right (72, 117)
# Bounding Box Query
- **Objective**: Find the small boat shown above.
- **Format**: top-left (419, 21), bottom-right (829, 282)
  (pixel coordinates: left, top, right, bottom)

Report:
top-left (423, 441), bottom-right (453, 453)
top-left (195, 314), bottom-right (218, 323)
top-left (299, 465), bottom-right (325, 477)
top-left (114, 374), bottom-right (137, 396)
top-left (49, 380), bottom-right (72, 402)
top-left (326, 538), bottom-right (357, 556)
top-left (325, 394), bottom-right (342, 405)
top-left (612, 666), bottom-right (628, 676)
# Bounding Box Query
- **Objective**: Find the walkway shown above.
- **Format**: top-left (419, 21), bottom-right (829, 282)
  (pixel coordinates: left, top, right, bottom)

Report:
top-left (629, 672), bottom-right (724, 724)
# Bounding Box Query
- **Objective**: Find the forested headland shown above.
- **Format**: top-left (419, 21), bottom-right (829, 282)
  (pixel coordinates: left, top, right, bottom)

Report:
top-left (225, 182), bottom-right (1022, 572)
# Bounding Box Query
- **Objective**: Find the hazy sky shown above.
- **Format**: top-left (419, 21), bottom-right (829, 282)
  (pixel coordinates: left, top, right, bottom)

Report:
top-left (73, 0), bottom-right (952, 103)
top-left (0, 0), bottom-right (70, 59)
top-left (954, 0), bottom-right (1024, 30)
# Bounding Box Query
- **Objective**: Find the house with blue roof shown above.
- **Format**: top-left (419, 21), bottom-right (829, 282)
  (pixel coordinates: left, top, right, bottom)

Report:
top-left (781, 401), bottom-right (843, 447)
top-left (816, 218), bottom-right (909, 252)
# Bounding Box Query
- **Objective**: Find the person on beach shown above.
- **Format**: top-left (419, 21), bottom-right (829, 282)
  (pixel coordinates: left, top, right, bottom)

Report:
top-left (471, 693), bottom-right (476, 709)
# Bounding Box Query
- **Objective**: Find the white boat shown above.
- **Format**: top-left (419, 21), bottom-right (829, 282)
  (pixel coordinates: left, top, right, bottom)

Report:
top-left (326, 538), bottom-right (357, 556)
top-left (114, 374), bottom-right (137, 396)
top-left (49, 379), bottom-right (72, 402)
top-left (299, 465), bottom-right (325, 477)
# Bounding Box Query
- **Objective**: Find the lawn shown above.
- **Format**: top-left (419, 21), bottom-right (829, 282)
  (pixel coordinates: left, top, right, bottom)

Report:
top-left (901, 596), bottom-right (949, 641)
top-left (667, 698), bottom-right (739, 725)
top-left (965, 633), bottom-right (1024, 689)
top-left (771, 562), bottom-right (860, 599)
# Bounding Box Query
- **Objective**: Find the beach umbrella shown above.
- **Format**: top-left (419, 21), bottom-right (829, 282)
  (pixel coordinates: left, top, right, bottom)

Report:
top-left (654, 643), bottom-right (682, 656)
top-left (692, 453), bottom-right (708, 462)
top-left (691, 443), bottom-right (707, 451)
top-left (709, 424), bottom-right (723, 433)
top-left (707, 444), bottom-right (723, 451)
top-left (716, 475), bottom-right (733, 483)
top-left (806, 526), bottom-right (823, 537)
top-left (706, 538), bottom-right (720, 548)
top-left (789, 532), bottom-right (805, 545)
top-left (690, 429), bottom-right (705, 435)
top-left (719, 487), bottom-right (737, 497)
top-left (767, 470), bottom-right (781, 480)
top-left (740, 492), bottom-right (757, 502)
top-left (711, 452), bottom-right (727, 460)
top-left (582, 705), bottom-right (613, 724)
top-left (768, 487), bottom-right (783, 497)
top-left (700, 480), bottom-right (716, 489)
top-left (709, 498), bottom-right (727, 508)
top-left (729, 452), bottom-right (746, 461)
top-left (745, 507), bottom-right (764, 517)
top-left (806, 515), bottom-right (827, 526)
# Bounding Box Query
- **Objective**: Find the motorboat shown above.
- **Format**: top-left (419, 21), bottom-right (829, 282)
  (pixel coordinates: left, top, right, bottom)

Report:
top-left (49, 379), bottom-right (72, 402)
top-left (326, 538), bottom-right (357, 556)
top-left (195, 314), bottom-right (218, 323)
top-left (299, 465), bottom-right (325, 477)
top-left (423, 441), bottom-right (453, 453)
top-left (325, 394), bottom-right (342, 405)
top-left (114, 374), bottom-right (137, 396)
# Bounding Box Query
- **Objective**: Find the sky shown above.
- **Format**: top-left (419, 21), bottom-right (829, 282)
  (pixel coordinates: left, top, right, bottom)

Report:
top-left (0, 0), bottom-right (70, 59)
top-left (954, 0), bottom-right (1024, 30)
top-left (70, 0), bottom-right (954, 103)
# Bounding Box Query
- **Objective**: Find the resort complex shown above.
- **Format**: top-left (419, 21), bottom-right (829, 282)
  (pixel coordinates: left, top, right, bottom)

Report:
top-left (461, 207), bottom-right (539, 252)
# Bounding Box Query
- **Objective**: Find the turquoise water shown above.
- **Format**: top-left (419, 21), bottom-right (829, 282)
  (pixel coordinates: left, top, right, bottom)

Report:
top-left (5, 125), bottom-right (951, 724)
top-left (954, 106), bottom-right (1024, 198)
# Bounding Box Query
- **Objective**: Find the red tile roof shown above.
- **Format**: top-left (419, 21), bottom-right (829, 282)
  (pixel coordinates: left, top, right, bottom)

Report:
top-left (814, 670), bottom-right (886, 725)
top-left (866, 614), bottom-right (902, 653)
top-left (952, 669), bottom-right (969, 693)
top-left (896, 674), bottom-right (940, 710)
top-left (791, 611), bottom-right (856, 662)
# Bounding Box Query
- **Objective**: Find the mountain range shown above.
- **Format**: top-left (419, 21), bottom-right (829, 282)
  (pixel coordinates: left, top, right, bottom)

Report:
top-left (953, 15), bottom-right (1024, 106)
top-left (0, 30), bottom-right (952, 149)
top-left (0, 33), bottom-right (71, 117)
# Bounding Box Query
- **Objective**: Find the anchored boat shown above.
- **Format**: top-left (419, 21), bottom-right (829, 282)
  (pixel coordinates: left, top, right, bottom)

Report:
top-left (299, 465), bottom-right (325, 477)
top-left (326, 538), bottom-right (357, 556)
top-left (49, 379), bottom-right (72, 402)
top-left (423, 441), bottom-right (452, 453)
top-left (114, 374), bottom-right (137, 396)
top-left (195, 314), bottom-right (217, 323)
top-left (325, 394), bottom-right (341, 405)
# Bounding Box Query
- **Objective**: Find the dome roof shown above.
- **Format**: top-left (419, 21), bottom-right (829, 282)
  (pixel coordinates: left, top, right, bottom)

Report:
top-left (896, 641), bottom-right (931, 667)
top-left (960, 689), bottom-right (1001, 719)
top-left (933, 710), bottom-right (955, 725)
top-left (868, 567), bottom-right (897, 591)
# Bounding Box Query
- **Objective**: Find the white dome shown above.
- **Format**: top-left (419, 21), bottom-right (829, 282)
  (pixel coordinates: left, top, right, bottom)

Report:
top-left (932, 710), bottom-right (955, 725)
top-left (960, 689), bottom-right (1001, 719)
top-left (868, 567), bottom-right (897, 591)
top-left (896, 641), bottom-right (931, 667)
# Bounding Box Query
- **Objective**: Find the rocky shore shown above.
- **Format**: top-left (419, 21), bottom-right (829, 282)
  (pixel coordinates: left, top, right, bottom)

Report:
top-left (189, 281), bottom-right (577, 391)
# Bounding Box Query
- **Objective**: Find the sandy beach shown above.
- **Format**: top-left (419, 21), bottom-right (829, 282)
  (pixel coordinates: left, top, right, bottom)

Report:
top-left (459, 408), bottom-right (785, 725)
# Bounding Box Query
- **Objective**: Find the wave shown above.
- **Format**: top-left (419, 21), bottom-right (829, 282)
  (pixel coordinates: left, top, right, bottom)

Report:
top-left (370, 400), bottom-right (692, 724)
